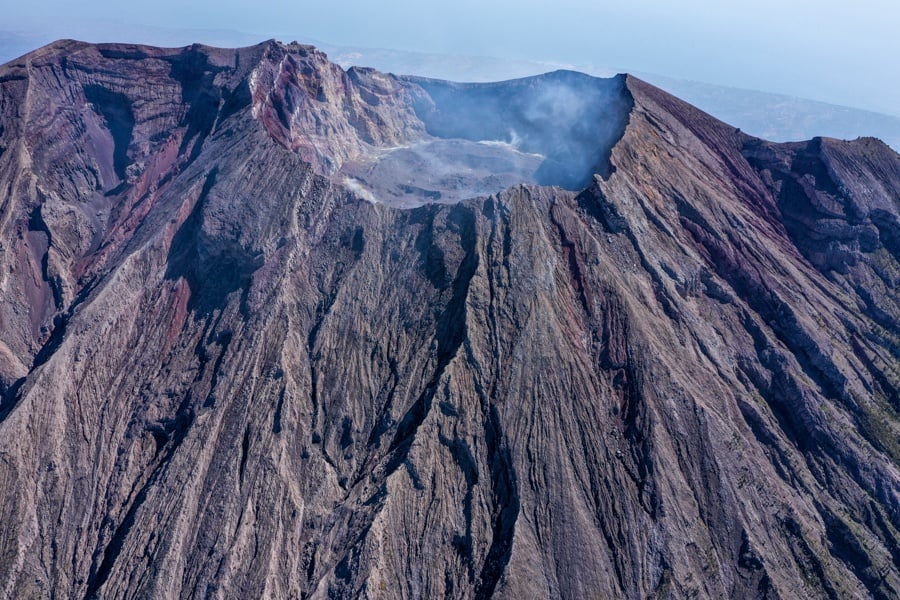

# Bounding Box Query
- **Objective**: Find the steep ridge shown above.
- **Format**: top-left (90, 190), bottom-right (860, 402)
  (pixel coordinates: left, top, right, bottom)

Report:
top-left (0, 40), bottom-right (897, 599)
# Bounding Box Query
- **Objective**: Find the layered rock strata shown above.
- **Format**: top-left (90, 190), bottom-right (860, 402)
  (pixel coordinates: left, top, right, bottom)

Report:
top-left (0, 40), bottom-right (898, 599)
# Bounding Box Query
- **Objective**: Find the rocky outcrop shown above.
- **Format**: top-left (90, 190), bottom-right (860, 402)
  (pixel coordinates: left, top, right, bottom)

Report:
top-left (0, 40), bottom-right (898, 599)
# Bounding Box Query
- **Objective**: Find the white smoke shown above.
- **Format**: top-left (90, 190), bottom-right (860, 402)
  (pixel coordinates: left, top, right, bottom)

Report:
top-left (475, 139), bottom-right (543, 158)
top-left (405, 71), bottom-right (631, 188)
top-left (342, 177), bottom-right (379, 204)
top-left (509, 129), bottom-right (522, 148)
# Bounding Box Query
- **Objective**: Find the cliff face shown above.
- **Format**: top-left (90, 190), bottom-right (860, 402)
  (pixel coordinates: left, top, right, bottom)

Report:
top-left (0, 40), bottom-right (898, 599)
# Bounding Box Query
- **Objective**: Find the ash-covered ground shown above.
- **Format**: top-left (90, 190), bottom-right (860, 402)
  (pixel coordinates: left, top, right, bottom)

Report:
top-left (340, 139), bottom-right (544, 207)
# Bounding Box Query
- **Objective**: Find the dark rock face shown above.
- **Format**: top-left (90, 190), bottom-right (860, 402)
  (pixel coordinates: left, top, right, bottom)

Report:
top-left (0, 39), bottom-right (898, 599)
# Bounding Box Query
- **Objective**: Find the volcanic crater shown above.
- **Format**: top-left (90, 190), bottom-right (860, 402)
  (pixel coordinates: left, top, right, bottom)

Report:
top-left (337, 72), bottom-right (632, 207)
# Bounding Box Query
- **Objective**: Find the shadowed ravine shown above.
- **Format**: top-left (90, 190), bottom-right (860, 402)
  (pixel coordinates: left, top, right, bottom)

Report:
top-left (0, 39), bottom-right (898, 599)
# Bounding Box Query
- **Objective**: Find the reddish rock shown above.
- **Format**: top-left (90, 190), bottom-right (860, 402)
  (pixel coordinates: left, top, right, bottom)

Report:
top-left (0, 40), bottom-right (898, 599)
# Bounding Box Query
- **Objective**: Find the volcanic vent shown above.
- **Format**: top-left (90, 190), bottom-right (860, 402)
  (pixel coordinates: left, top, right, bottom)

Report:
top-left (341, 71), bottom-right (632, 207)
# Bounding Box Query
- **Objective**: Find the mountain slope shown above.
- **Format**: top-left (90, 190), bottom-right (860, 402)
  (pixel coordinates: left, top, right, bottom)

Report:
top-left (0, 40), bottom-right (898, 599)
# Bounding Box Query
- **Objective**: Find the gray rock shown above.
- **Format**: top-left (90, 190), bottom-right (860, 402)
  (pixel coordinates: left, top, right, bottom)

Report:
top-left (0, 40), bottom-right (898, 599)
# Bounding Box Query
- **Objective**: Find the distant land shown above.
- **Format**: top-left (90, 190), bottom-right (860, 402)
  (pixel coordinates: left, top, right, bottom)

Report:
top-left (2, 24), bottom-right (899, 152)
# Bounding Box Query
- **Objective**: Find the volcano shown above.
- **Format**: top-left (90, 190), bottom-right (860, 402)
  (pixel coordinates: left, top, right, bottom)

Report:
top-left (0, 40), bottom-right (898, 599)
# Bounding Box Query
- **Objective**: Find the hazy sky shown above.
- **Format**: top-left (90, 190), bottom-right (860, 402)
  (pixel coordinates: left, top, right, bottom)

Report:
top-left (5, 0), bottom-right (899, 115)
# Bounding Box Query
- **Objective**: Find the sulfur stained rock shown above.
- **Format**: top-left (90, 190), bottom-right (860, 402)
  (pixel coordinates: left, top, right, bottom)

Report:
top-left (0, 39), bottom-right (898, 599)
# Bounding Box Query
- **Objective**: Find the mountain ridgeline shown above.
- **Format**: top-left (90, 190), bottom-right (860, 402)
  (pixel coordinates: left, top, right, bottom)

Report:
top-left (0, 39), bottom-right (898, 599)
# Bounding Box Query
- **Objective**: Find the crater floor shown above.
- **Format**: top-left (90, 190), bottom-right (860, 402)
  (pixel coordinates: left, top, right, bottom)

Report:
top-left (339, 139), bottom-right (545, 207)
